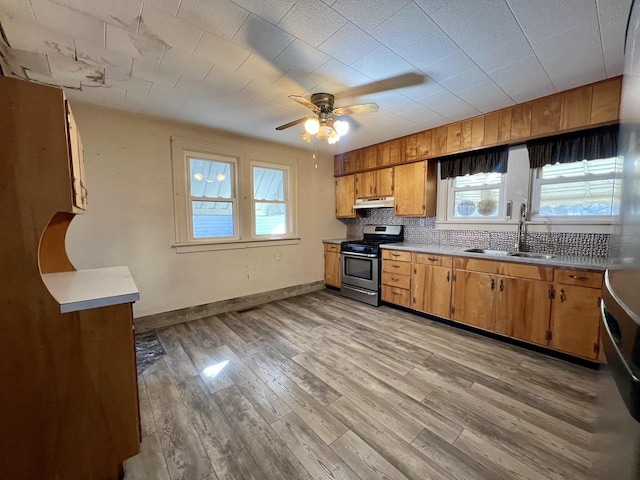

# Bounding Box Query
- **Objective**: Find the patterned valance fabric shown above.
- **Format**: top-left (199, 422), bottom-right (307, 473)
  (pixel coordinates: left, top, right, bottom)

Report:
top-left (439, 146), bottom-right (509, 180)
top-left (526, 124), bottom-right (619, 169)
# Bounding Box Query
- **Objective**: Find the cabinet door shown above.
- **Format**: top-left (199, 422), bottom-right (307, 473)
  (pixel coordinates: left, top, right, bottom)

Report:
top-left (451, 270), bottom-right (495, 330)
top-left (335, 175), bottom-right (356, 218)
top-left (377, 167), bottom-right (394, 197)
top-left (355, 171), bottom-right (376, 199)
top-left (394, 161), bottom-right (426, 217)
top-left (412, 264), bottom-right (452, 319)
top-left (549, 284), bottom-right (601, 360)
top-left (494, 276), bottom-right (551, 346)
top-left (66, 102), bottom-right (87, 211)
top-left (324, 249), bottom-right (341, 287)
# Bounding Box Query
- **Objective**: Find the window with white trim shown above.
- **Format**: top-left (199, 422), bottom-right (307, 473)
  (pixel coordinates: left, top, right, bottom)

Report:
top-left (448, 171), bottom-right (505, 220)
top-left (530, 157), bottom-right (623, 219)
top-left (171, 137), bottom-right (298, 250)
top-left (251, 163), bottom-right (291, 237)
top-left (189, 154), bottom-right (238, 240)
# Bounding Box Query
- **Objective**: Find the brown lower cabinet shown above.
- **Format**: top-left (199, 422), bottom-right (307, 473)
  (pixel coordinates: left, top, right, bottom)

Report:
top-left (381, 250), bottom-right (603, 361)
top-left (323, 243), bottom-right (341, 288)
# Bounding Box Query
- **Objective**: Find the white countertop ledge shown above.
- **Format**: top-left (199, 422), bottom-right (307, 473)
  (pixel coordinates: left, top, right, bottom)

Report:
top-left (42, 266), bottom-right (140, 314)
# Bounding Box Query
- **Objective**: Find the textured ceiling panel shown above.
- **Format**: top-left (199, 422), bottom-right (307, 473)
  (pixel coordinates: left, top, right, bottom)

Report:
top-left (0, 0), bottom-right (630, 153)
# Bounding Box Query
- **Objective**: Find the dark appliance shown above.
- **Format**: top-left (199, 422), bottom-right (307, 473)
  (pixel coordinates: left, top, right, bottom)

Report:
top-left (340, 225), bottom-right (403, 306)
top-left (594, 0), bottom-right (640, 477)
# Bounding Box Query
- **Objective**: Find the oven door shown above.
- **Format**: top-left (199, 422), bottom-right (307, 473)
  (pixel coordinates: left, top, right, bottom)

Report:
top-left (340, 252), bottom-right (379, 291)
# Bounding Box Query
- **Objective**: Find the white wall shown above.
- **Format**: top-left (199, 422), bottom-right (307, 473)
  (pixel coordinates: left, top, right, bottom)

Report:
top-left (66, 104), bottom-right (346, 317)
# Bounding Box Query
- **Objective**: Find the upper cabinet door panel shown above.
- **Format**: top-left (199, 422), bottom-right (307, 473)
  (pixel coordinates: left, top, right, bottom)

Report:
top-left (530, 95), bottom-right (562, 136)
top-left (591, 77), bottom-right (622, 124)
top-left (560, 86), bottom-right (592, 130)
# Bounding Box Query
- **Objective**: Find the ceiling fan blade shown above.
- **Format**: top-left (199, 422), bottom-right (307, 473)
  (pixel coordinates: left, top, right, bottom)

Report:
top-left (275, 117), bottom-right (308, 131)
top-left (336, 72), bottom-right (426, 99)
top-left (333, 103), bottom-right (379, 116)
top-left (289, 95), bottom-right (320, 112)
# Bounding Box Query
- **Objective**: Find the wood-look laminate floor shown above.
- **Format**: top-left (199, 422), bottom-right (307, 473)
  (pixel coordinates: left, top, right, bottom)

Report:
top-left (124, 289), bottom-right (602, 480)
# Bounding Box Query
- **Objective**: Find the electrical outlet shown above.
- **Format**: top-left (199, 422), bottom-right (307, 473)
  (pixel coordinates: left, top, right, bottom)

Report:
top-left (275, 251), bottom-right (281, 262)
top-left (419, 218), bottom-right (425, 227)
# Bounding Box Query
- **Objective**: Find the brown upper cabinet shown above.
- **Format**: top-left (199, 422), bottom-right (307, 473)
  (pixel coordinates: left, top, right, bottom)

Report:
top-left (334, 76), bottom-right (621, 177)
top-left (355, 167), bottom-right (393, 199)
top-left (393, 160), bottom-right (437, 217)
top-left (335, 174), bottom-right (357, 218)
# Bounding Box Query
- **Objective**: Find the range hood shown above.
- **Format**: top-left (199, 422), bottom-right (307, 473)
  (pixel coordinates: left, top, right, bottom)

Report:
top-left (353, 197), bottom-right (395, 209)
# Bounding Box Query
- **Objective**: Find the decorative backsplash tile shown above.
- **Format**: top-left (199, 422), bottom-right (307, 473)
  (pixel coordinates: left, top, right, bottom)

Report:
top-left (345, 208), bottom-right (610, 258)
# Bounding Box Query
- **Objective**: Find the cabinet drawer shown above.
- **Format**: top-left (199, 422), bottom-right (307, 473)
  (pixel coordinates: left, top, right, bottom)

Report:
top-left (382, 272), bottom-right (411, 289)
top-left (555, 269), bottom-right (603, 289)
top-left (383, 261), bottom-right (412, 275)
top-left (382, 249), bottom-right (412, 262)
top-left (324, 243), bottom-right (340, 253)
top-left (414, 253), bottom-right (453, 267)
top-left (454, 257), bottom-right (553, 281)
top-left (382, 285), bottom-right (411, 307)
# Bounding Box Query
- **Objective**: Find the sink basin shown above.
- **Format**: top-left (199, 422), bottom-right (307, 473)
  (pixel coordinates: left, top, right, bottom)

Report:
top-left (463, 248), bottom-right (555, 260)
top-left (508, 252), bottom-right (555, 259)
top-left (463, 248), bottom-right (510, 256)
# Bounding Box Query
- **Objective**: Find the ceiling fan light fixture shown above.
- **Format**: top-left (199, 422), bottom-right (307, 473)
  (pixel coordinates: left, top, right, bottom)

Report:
top-left (316, 124), bottom-right (333, 140)
top-left (328, 130), bottom-right (340, 144)
top-left (334, 119), bottom-right (349, 136)
top-left (304, 117), bottom-right (319, 135)
top-left (300, 131), bottom-right (312, 143)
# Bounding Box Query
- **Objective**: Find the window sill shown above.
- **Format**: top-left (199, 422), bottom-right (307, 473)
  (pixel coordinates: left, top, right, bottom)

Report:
top-left (173, 237), bottom-right (300, 253)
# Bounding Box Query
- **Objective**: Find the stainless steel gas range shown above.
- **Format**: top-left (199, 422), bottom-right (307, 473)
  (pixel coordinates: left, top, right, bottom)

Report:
top-left (339, 225), bottom-right (404, 306)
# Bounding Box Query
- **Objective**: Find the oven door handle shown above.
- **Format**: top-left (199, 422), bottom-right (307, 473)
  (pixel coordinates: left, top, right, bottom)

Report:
top-left (343, 285), bottom-right (378, 296)
top-left (340, 252), bottom-right (379, 258)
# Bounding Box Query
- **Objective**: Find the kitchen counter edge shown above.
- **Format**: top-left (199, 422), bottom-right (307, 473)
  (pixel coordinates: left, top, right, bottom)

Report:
top-left (380, 242), bottom-right (611, 270)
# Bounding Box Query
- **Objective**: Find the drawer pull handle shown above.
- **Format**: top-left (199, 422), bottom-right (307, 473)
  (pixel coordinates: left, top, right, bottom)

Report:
top-left (560, 288), bottom-right (566, 302)
top-left (392, 253), bottom-right (400, 257)
top-left (446, 271), bottom-right (450, 282)
top-left (568, 275), bottom-right (589, 281)
top-left (491, 278), bottom-right (495, 290)
top-left (392, 265), bottom-right (400, 268)
top-left (392, 277), bottom-right (399, 281)
top-left (499, 279), bottom-right (504, 291)
top-left (428, 257), bottom-right (438, 262)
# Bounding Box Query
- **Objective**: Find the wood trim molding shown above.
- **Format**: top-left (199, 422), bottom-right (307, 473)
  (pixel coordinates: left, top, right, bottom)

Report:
top-left (135, 281), bottom-right (326, 332)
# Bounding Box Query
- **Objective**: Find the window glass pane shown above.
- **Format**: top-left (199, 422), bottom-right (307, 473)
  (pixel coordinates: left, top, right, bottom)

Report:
top-left (253, 166), bottom-right (284, 201)
top-left (190, 158), bottom-right (232, 198)
top-left (192, 201), bottom-right (234, 238)
top-left (255, 202), bottom-right (286, 235)
top-left (453, 188), bottom-right (500, 217)
top-left (453, 172), bottom-right (502, 188)
top-left (539, 179), bottom-right (621, 216)
top-left (541, 157), bottom-right (623, 179)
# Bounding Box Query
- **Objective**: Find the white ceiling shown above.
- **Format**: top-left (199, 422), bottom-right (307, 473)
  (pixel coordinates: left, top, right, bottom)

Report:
top-left (0, 0), bottom-right (632, 153)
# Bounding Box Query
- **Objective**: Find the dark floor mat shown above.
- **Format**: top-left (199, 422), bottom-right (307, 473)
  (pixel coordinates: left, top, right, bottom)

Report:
top-left (135, 331), bottom-right (166, 375)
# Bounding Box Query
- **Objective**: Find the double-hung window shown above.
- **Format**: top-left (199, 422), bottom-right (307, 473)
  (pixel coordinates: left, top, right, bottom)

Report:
top-left (530, 157), bottom-right (622, 219)
top-left (527, 125), bottom-right (620, 222)
top-left (439, 146), bottom-right (509, 222)
top-left (252, 163), bottom-right (290, 237)
top-left (449, 171), bottom-right (505, 219)
top-left (189, 154), bottom-right (238, 240)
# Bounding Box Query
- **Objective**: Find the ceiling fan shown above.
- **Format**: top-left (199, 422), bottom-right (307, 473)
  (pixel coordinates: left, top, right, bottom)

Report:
top-left (275, 93), bottom-right (379, 144)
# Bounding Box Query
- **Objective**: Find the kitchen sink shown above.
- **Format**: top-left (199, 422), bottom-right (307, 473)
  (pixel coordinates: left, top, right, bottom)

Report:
top-left (463, 248), bottom-right (555, 260)
top-left (508, 252), bottom-right (555, 259)
top-left (463, 248), bottom-right (510, 256)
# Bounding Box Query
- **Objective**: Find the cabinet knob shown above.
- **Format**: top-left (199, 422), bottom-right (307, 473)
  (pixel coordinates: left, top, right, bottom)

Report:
top-left (491, 278), bottom-right (495, 290)
top-left (446, 271), bottom-right (450, 282)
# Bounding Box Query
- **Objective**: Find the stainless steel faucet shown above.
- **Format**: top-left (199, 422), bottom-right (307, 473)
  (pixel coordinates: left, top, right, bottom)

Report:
top-left (516, 203), bottom-right (527, 252)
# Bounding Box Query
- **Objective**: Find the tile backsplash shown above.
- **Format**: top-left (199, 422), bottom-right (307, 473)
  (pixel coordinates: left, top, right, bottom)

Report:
top-left (345, 208), bottom-right (610, 258)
